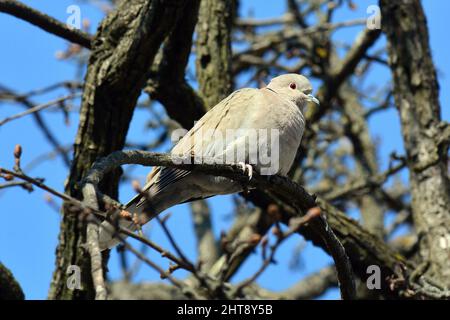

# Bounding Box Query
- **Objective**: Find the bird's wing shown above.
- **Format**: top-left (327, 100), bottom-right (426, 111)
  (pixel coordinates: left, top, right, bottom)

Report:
top-left (126, 88), bottom-right (261, 209)
top-left (171, 88), bottom-right (258, 156)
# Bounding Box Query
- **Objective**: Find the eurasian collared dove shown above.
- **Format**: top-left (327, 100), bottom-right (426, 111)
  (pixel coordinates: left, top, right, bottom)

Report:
top-left (98, 74), bottom-right (319, 250)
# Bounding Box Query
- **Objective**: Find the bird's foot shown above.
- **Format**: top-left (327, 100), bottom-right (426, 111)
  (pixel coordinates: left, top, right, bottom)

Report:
top-left (237, 162), bottom-right (253, 181)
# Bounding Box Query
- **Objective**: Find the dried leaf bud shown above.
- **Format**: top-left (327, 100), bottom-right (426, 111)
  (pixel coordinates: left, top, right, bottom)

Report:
top-left (272, 225), bottom-right (282, 238)
top-left (14, 144), bottom-right (22, 159)
top-left (348, 1), bottom-right (357, 10)
top-left (3, 174), bottom-right (14, 181)
top-left (120, 210), bottom-right (132, 219)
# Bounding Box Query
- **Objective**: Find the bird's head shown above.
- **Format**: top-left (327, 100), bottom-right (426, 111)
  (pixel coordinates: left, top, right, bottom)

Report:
top-left (266, 74), bottom-right (320, 109)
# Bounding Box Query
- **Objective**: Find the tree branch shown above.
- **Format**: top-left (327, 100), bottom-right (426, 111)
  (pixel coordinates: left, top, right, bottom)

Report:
top-left (81, 150), bottom-right (355, 298)
top-left (380, 0), bottom-right (450, 289)
top-left (0, 262), bottom-right (25, 300)
top-left (0, 93), bottom-right (81, 127)
top-left (0, 0), bottom-right (92, 49)
top-left (195, 0), bottom-right (234, 109)
top-left (145, 0), bottom-right (206, 128)
top-left (0, 85), bottom-right (71, 166)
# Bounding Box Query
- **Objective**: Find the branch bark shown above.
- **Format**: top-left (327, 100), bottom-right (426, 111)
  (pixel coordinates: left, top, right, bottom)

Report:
top-left (49, 0), bottom-right (188, 300)
top-left (145, 0), bottom-right (206, 128)
top-left (80, 150), bottom-right (356, 298)
top-left (0, 262), bottom-right (25, 300)
top-left (0, 0), bottom-right (92, 48)
top-left (307, 28), bottom-right (381, 123)
top-left (195, 0), bottom-right (234, 109)
top-left (380, 0), bottom-right (450, 284)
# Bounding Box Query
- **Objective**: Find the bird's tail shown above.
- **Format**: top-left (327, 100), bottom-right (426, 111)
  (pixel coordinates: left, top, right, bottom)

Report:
top-left (98, 193), bottom-right (159, 251)
top-left (98, 166), bottom-right (191, 250)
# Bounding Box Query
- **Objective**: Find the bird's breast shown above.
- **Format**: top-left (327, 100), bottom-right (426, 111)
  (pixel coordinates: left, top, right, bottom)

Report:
top-left (276, 103), bottom-right (305, 175)
top-left (248, 97), bottom-right (305, 175)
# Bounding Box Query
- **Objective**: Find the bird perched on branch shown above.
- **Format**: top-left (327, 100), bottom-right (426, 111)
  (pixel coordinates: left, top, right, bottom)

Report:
top-left (99, 74), bottom-right (319, 250)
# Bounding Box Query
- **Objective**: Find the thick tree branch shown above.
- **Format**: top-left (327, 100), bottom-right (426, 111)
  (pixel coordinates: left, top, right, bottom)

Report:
top-left (50, 0), bottom-right (188, 300)
top-left (282, 266), bottom-right (337, 299)
top-left (0, 262), bottom-right (25, 300)
top-left (1, 162), bottom-right (198, 299)
top-left (307, 28), bottom-right (381, 123)
top-left (0, 0), bottom-right (92, 49)
top-left (380, 0), bottom-right (450, 291)
top-left (196, 0), bottom-right (234, 109)
top-left (246, 266), bottom-right (338, 300)
top-left (145, 0), bottom-right (206, 128)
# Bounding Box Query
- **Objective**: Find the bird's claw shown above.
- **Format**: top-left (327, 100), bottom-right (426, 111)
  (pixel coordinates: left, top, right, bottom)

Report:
top-left (237, 162), bottom-right (253, 181)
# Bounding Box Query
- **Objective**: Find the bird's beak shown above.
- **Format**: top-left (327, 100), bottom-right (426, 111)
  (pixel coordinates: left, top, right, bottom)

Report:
top-left (306, 94), bottom-right (320, 106)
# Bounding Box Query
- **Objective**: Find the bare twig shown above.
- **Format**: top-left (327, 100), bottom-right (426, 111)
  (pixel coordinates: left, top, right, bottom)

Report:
top-left (119, 227), bottom-right (195, 272)
top-left (0, 167), bottom-right (106, 219)
top-left (0, 0), bottom-right (92, 49)
top-left (235, 13), bottom-right (296, 27)
top-left (0, 180), bottom-right (32, 191)
top-left (233, 207), bottom-right (322, 296)
top-left (156, 216), bottom-right (195, 270)
top-left (0, 85), bottom-right (72, 166)
top-left (325, 160), bottom-right (406, 201)
top-left (0, 93), bottom-right (81, 126)
top-left (1, 152), bottom-right (195, 298)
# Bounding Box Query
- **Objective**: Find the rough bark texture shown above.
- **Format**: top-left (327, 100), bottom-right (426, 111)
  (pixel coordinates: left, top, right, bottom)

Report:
top-left (145, 0), bottom-right (206, 128)
top-left (48, 0), bottom-right (186, 299)
top-left (4, 0), bottom-right (449, 300)
top-left (196, 0), bottom-right (234, 109)
top-left (0, 0), bottom-right (92, 49)
top-left (380, 0), bottom-right (450, 281)
top-left (0, 262), bottom-right (25, 300)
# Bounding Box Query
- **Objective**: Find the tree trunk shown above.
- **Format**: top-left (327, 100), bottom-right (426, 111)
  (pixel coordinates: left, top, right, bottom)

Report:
top-left (48, 0), bottom-right (187, 299)
top-left (196, 0), bottom-right (234, 109)
top-left (380, 0), bottom-right (450, 282)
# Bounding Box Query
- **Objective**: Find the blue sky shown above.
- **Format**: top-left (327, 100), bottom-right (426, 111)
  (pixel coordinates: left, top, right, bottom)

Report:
top-left (0, 0), bottom-right (448, 300)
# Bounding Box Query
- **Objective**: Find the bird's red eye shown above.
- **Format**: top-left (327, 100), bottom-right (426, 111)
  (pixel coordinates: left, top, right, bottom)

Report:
top-left (289, 83), bottom-right (296, 89)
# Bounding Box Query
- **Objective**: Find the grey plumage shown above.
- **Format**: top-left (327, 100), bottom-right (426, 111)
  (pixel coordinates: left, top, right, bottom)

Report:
top-left (99, 74), bottom-right (318, 250)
